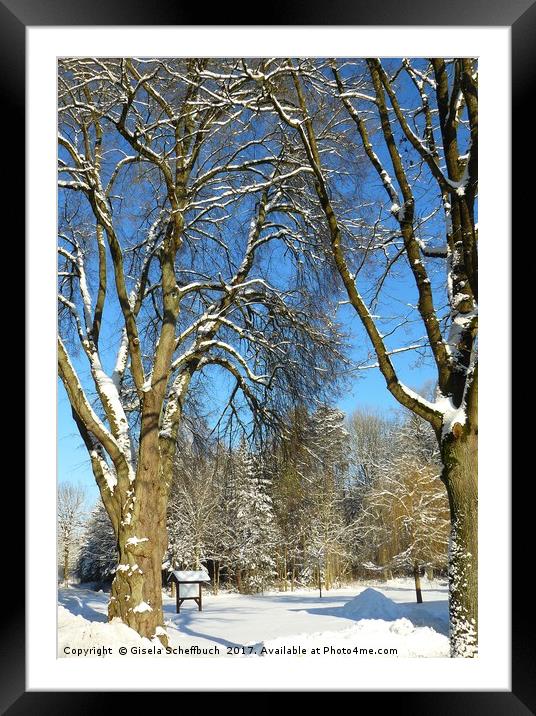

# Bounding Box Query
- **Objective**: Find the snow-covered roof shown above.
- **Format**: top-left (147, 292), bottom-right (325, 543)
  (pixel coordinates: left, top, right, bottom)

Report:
top-left (171, 570), bottom-right (210, 583)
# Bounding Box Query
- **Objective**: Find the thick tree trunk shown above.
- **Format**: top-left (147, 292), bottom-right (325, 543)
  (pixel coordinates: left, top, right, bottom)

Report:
top-left (108, 519), bottom-right (167, 644)
top-left (108, 454), bottom-right (169, 645)
top-left (413, 562), bottom-right (423, 603)
top-left (441, 429), bottom-right (478, 658)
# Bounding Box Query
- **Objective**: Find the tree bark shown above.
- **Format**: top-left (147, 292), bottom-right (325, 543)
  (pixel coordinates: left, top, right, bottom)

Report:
top-left (107, 434), bottom-right (169, 645)
top-left (441, 429), bottom-right (478, 657)
top-left (108, 502), bottom-right (168, 643)
top-left (63, 546), bottom-right (69, 586)
top-left (413, 562), bottom-right (423, 603)
top-left (236, 567), bottom-right (243, 593)
top-left (215, 562), bottom-right (220, 596)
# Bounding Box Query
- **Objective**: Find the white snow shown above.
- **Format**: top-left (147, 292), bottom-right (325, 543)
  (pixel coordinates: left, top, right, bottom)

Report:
top-left (171, 570), bottom-right (210, 582)
top-left (132, 601), bottom-right (153, 613)
top-left (58, 605), bottom-right (161, 657)
top-left (434, 391), bottom-right (468, 438)
top-left (89, 449), bottom-right (117, 494)
top-left (256, 618), bottom-right (448, 658)
top-left (58, 578), bottom-right (449, 658)
top-left (339, 588), bottom-right (402, 621)
top-left (126, 536), bottom-right (149, 547)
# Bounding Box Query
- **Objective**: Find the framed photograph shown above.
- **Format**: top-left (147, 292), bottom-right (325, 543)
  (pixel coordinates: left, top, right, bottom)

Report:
top-left (5, 0), bottom-right (525, 707)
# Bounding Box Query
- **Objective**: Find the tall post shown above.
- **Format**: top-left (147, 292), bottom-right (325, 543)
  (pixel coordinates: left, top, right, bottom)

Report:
top-left (413, 562), bottom-right (423, 604)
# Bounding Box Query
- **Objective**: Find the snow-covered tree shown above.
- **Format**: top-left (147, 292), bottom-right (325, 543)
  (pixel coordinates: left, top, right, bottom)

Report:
top-left (166, 429), bottom-right (219, 573)
top-left (238, 58), bottom-right (478, 656)
top-left (303, 483), bottom-right (349, 596)
top-left (220, 443), bottom-right (279, 593)
top-left (269, 405), bottom-right (354, 592)
top-left (348, 409), bottom-right (393, 489)
top-left (76, 501), bottom-right (117, 586)
top-left (58, 57), bottom-right (478, 657)
top-left (301, 406), bottom-right (354, 592)
top-left (355, 412), bottom-right (449, 600)
top-left (57, 58), bottom-right (345, 641)
top-left (57, 482), bottom-right (86, 585)
top-left (270, 407), bottom-right (311, 590)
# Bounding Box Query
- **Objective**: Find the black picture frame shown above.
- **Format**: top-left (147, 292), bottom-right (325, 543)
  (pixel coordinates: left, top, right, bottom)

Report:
top-left (5, 0), bottom-right (526, 709)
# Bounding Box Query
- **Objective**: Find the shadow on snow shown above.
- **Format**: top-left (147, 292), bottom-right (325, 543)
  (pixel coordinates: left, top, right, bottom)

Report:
top-left (58, 590), bottom-right (108, 623)
top-left (288, 600), bottom-right (449, 636)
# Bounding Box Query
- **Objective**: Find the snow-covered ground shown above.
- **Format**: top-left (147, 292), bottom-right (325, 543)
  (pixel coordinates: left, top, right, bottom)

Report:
top-left (58, 578), bottom-right (449, 658)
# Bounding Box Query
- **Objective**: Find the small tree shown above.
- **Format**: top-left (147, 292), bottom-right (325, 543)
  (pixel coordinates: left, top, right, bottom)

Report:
top-left (57, 482), bottom-right (86, 586)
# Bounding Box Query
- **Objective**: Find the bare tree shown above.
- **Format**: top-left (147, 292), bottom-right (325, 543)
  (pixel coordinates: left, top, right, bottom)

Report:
top-left (166, 428), bottom-right (220, 573)
top-left (355, 413), bottom-right (449, 602)
top-left (57, 482), bottom-right (86, 586)
top-left (235, 57), bottom-right (478, 656)
top-left (348, 408), bottom-right (392, 489)
top-left (57, 58), bottom-right (344, 641)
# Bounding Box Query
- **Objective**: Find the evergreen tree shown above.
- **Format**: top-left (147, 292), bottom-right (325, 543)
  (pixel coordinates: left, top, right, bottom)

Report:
top-left (76, 502), bottom-right (117, 586)
top-left (223, 443), bottom-right (279, 593)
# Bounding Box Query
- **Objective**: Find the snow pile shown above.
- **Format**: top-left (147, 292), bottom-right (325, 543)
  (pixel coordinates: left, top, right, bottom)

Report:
top-left (252, 589), bottom-right (449, 658)
top-left (255, 618), bottom-right (449, 658)
top-left (58, 605), bottom-right (163, 657)
top-left (340, 588), bottom-right (401, 621)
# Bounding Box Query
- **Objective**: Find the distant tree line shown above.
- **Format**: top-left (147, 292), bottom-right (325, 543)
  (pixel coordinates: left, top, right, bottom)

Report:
top-left (75, 404), bottom-right (449, 601)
